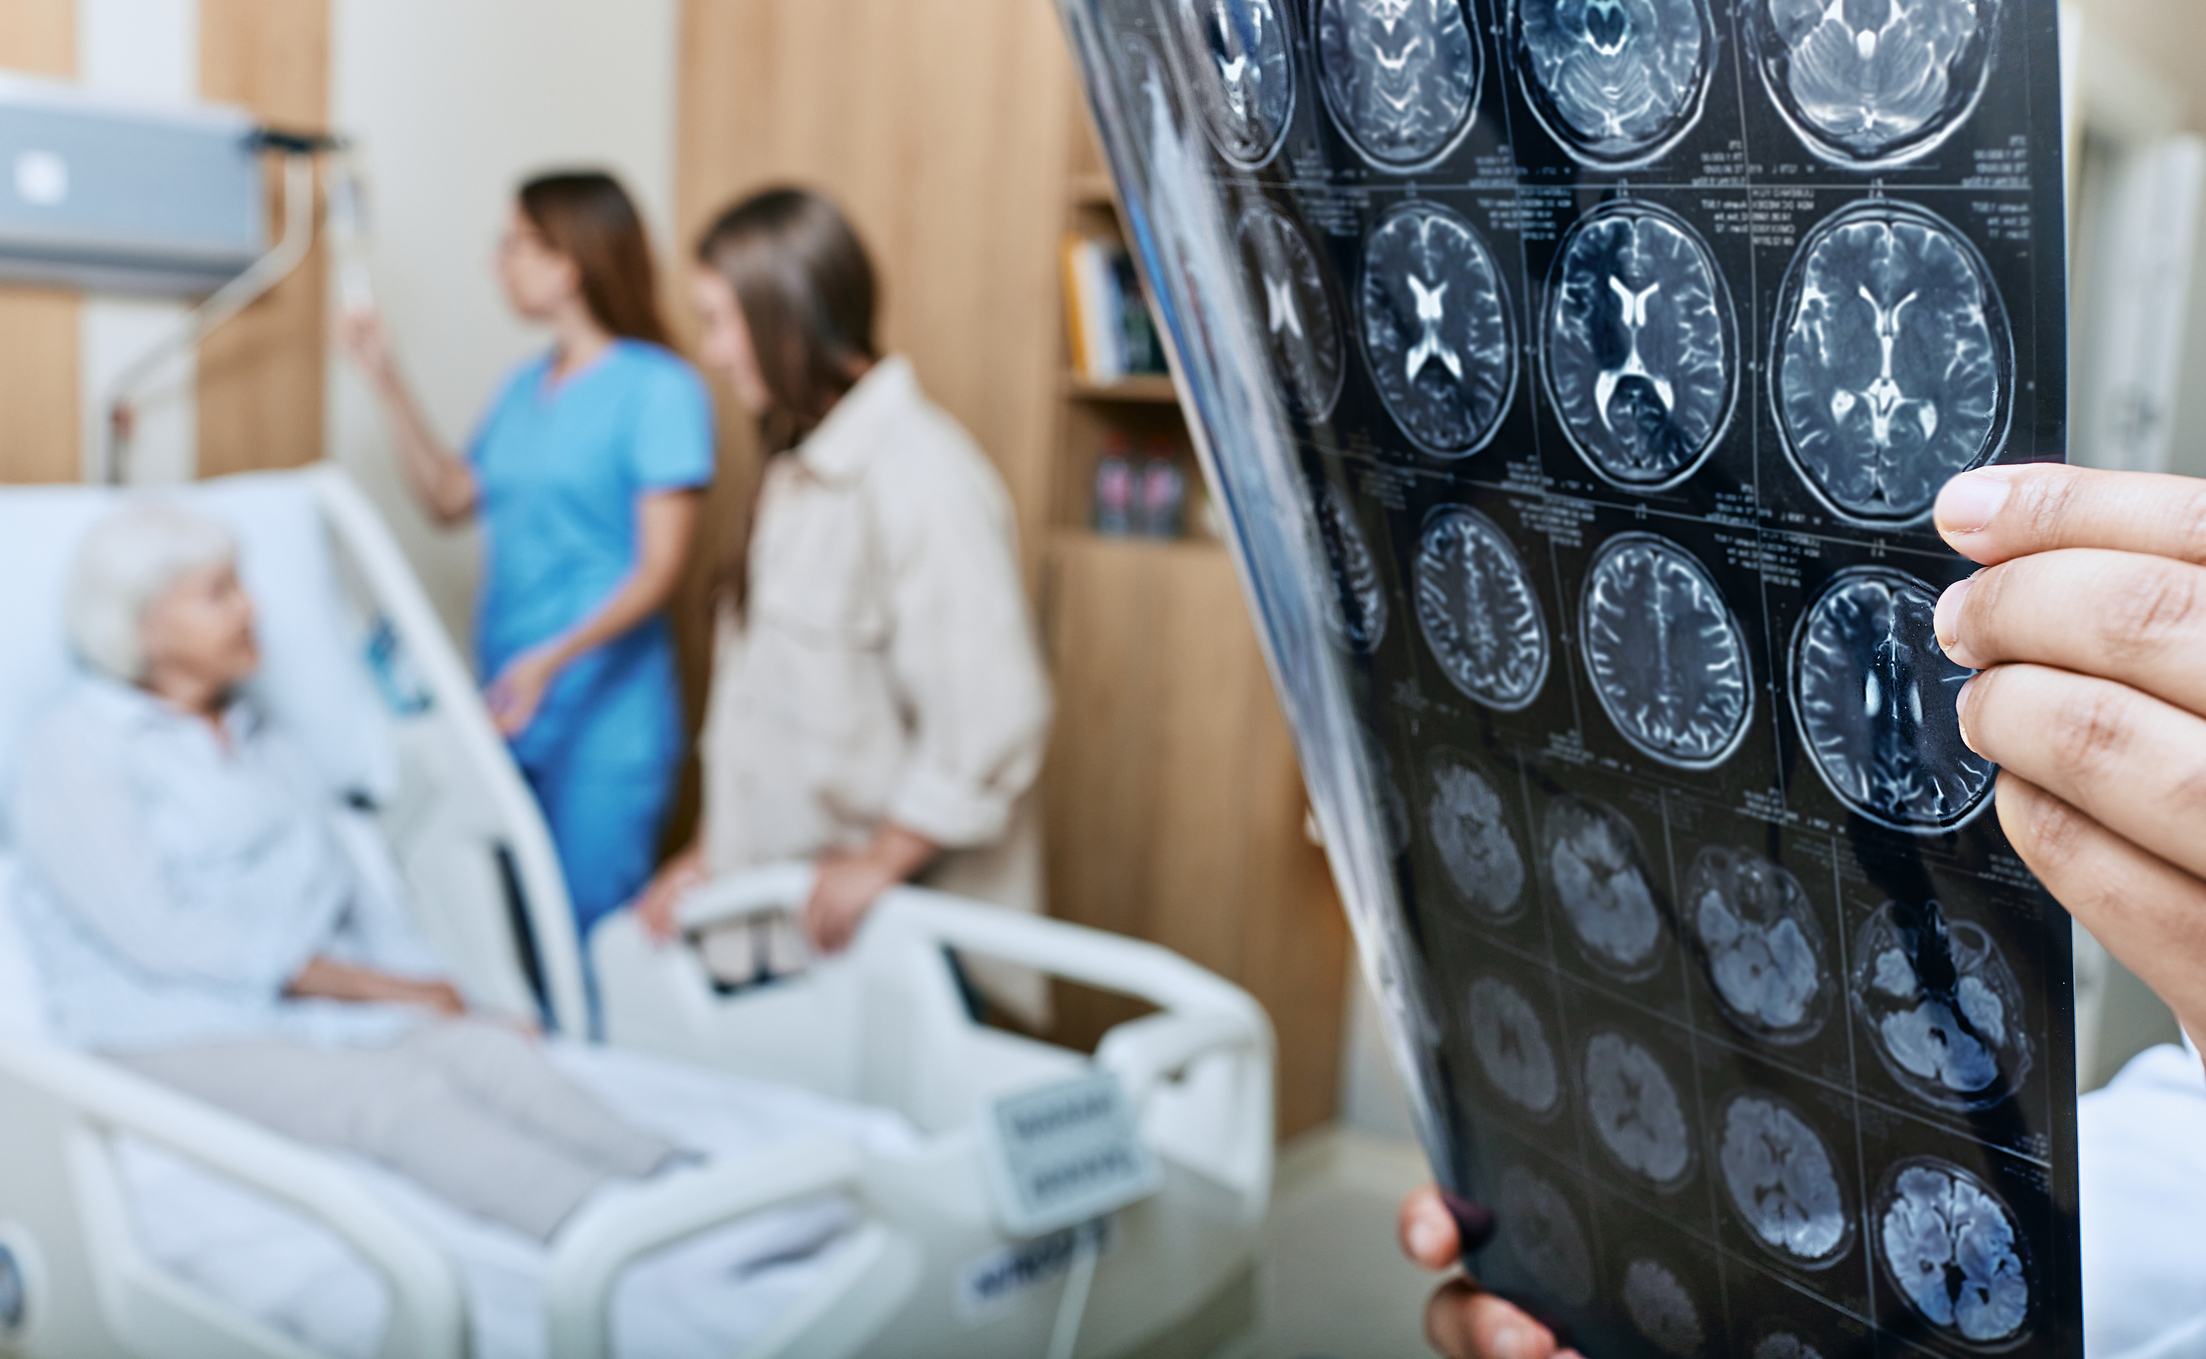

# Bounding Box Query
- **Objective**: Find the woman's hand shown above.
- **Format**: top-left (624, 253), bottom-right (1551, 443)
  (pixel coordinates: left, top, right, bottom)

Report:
top-left (802, 822), bottom-right (939, 953)
top-left (636, 840), bottom-right (708, 944)
top-left (485, 644), bottom-right (564, 736)
top-left (334, 304), bottom-right (398, 387)
top-left (1400, 1186), bottom-right (1579, 1359)
top-left (1933, 463), bottom-right (2206, 1051)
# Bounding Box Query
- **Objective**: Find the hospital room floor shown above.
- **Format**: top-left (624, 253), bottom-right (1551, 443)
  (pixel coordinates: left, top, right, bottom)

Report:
top-left (1245, 1127), bottom-right (1438, 1359)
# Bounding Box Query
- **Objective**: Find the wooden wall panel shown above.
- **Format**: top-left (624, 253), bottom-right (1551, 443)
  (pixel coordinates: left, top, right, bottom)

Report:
top-left (0, 0), bottom-right (79, 484)
top-left (1045, 537), bottom-right (1348, 1138)
top-left (195, 0), bottom-right (330, 477)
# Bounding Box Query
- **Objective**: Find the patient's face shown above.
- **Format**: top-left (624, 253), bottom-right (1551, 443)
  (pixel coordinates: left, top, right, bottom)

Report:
top-left (141, 560), bottom-right (259, 691)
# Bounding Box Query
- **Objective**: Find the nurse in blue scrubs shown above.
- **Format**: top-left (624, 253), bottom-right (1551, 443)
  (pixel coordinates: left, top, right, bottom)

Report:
top-left (337, 171), bottom-right (713, 940)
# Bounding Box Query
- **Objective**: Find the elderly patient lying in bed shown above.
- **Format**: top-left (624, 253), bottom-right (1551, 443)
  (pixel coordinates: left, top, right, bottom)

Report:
top-left (9, 501), bottom-right (687, 1242)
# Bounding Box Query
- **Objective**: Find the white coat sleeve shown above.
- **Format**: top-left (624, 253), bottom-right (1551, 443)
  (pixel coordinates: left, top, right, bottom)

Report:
top-left (876, 440), bottom-right (1054, 849)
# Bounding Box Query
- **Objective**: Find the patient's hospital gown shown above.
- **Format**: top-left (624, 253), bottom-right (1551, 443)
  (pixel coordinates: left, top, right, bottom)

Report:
top-left (8, 677), bottom-right (434, 1053)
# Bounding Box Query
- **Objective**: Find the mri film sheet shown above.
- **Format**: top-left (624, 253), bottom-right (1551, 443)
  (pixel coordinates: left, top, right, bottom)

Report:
top-left (1057, 0), bottom-right (2075, 1354)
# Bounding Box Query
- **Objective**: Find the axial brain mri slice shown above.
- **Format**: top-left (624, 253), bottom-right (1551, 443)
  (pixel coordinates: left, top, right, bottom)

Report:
top-left (1547, 205), bottom-right (1735, 489)
top-left (1584, 1031), bottom-right (1694, 1188)
top-left (1775, 202), bottom-right (2010, 523)
top-left (1241, 203), bottom-right (1346, 421)
top-left (1544, 794), bottom-right (1666, 979)
top-left (1754, 0), bottom-right (1999, 167)
top-left (1360, 203), bottom-right (1517, 456)
top-left (1852, 899), bottom-right (2031, 1110)
top-left (1687, 846), bottom-right (1828, 1043)
top-left (1580, 534), bottom-right (1750, 768)
top-left (1876, 1157), bottom-right (2032, 1345)
top-left (1516, 0), bottom-right (1715, 167)
top-left (1314, 481), bottom-right (1387, 651)
top-left (1466, 975), bottom-right (1561, 1114)
top-left (1497, 1166), bottom-right (1595, 1306)
top-left (1316, 0), bottom-right (1481, 170)
top-left (1413, 506), bottom-right (1549, 709)
top-left (1793, 567), bottom-right (1994, 830)
top-left (1425, 750), bottom-right (1527, 921)
top-left (1623, 1257), bottom-right (1706, 1356)
top-left (1176, 0), bottom-right (1296, 165)
top-left (1753, 1335), bottom-right (1825, 1359)
top-left (1715, 1090), bottom-right (1851, 1266)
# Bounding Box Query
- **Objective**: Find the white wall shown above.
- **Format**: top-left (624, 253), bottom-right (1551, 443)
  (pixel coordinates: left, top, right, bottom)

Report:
top-left (327, 0), bottom-right (681, 654)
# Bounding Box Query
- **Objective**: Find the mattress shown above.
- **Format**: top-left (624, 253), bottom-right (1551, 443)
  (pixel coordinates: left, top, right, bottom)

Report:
top-left (115, 1041), bottom-right (922, 1359)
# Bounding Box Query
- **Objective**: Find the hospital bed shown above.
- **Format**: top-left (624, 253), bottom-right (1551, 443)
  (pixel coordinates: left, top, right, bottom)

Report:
top-left (0, 466), bottom-right (1273, 1359)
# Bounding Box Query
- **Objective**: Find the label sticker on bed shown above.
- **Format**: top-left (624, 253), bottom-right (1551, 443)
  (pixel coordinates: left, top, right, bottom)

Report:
top-left (954, 1218), bottom-right (1115, 1321)
top-left (978, 1069), bottom-right (1161, 1237)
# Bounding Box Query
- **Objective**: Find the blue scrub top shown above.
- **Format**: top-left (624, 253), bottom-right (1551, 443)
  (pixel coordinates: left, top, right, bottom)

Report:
top-left (468, 339), bottom-right (714, 775)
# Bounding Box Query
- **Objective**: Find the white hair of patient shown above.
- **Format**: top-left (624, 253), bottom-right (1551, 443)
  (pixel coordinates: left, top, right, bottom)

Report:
top-left (65, 501), bottom-right (237, 683)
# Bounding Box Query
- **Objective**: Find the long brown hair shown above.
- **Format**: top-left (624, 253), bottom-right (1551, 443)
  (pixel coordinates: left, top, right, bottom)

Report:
top-left (518, 171), bottom-right (671, 347)
top-left (696, 187), bottom-right (880, 607)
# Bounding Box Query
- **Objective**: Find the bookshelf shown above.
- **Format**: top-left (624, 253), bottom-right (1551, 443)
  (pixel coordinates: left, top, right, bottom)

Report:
top-left (1040, 114), bottom-right (1349, 1141)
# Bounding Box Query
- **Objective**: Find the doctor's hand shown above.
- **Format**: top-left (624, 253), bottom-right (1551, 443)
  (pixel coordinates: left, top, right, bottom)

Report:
top-left (1933, 463), bottom-right (2206, 1052)
top-left (1400, 1186), bottom-right (1579, 1359)
top-left (802, 822), bottom-right (939, 954)
top-left (485, 645), bottom-right (563, 736)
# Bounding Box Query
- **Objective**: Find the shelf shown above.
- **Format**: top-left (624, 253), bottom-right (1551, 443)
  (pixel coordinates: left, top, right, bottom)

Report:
top-left (1064, 373), bottom-right (1179, 404)
top-left (1051, 526), bottom-right (1223, 556)
top-left (1068, 170), bottom-right (1117, 206)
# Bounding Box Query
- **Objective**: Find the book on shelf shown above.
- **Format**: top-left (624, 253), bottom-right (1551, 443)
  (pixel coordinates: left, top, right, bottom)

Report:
top-left (1061, 233), bottom-right (1166, 386)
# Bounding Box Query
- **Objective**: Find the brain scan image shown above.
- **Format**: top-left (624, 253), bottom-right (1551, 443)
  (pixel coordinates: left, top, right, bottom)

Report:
top-left (1623, 1257), bottom-right (1707, 1355)
top-left (1877, 1158), bottom-right (2032, 1346)
top-left (1497, 1166), bottom-right (1595, 1306)
top-left (1793, 567), bottom-right (1995, 830)
top-left (1314, 481), bottom-right (1387, 651)
top-left (1580, 534), bottom-right (1751, 769)
top-left (1686, 846), bottom-right (1829, 1044)
top-left (1516, 0), bottom-right (1715, 167)
top-left (1176, 0), bottom-right (1296, 166)
top-left (1851, 899), bottom-right (2031, 1111)
top-left (1775, 203), bottom-right (2010, 523)
top-left (1316, 0), bottom-right (1482, 170)
top-left (1467, 976), bottom-right (1562, 1114)
top-left (1360, 203), bottom-right (1518, 456)
top-left (1753, 0), bottom-right (2000, 167)
top-left (1543, 795), bottom-right (1666, 979)
top-left (1547, 206), bottom-right (1735, 489)
top-left (1715, 1090), bottom-right (1852, 1267)
top-left (1425, 750), bottom-right (1526, 921)
top-left (1753, 1336), bottom-right (1825, 1359)
top-left (1584, 1031), bottom-right (1694, 1188)
top-left (1240, 203), bottom-right (1346, 423)
top-left (1414, 507), bottom-right (1550, 710)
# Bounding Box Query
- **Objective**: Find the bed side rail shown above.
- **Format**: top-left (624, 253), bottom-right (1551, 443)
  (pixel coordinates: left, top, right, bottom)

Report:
top-left (304, 465), bottom-right (589, 1036)
top-left (0, 1038), bottom-right (463, 1359)
top-left (673, 866), bottom-right (1277, 1216)
top-left (543, 1140), bottom-right (912, 1359)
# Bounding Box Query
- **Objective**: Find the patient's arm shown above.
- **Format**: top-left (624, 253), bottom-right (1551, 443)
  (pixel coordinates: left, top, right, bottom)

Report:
top-left (287, 956), bottom-right (466, 1017)
top-left (12, 716), bottom-right (334, 992)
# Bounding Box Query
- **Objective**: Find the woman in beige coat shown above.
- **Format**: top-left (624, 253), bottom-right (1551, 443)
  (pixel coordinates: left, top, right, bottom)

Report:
top-left (635, 187), bottom-right (1052, 1018)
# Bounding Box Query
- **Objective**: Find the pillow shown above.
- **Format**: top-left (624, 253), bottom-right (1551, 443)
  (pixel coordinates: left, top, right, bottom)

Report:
top-left (0, 471), bottom-right (397, 827)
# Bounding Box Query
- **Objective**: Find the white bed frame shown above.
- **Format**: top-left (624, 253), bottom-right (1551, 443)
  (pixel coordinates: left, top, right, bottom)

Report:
top-left (0, 465), bottom-right (1274, 1359)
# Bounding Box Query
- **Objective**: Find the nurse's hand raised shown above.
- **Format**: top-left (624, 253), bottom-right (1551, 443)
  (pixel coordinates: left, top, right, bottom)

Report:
top-left (486, 645), bottom-right (561, 736)
top-left (1931, 463), bottom-right (2206, 1054)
